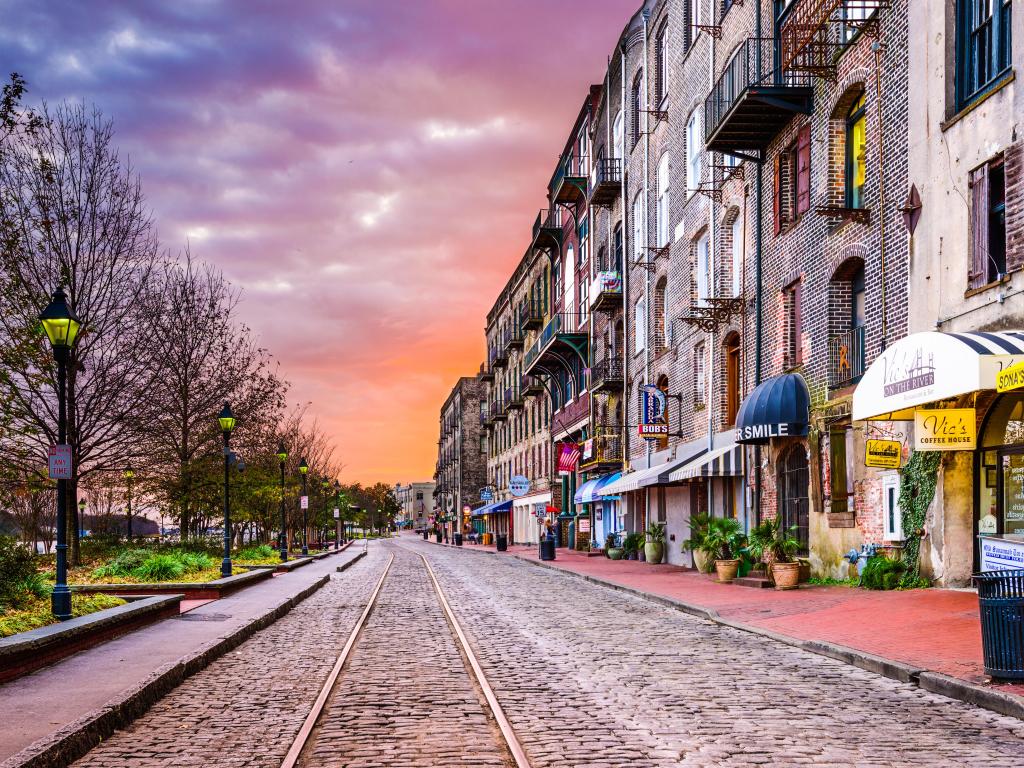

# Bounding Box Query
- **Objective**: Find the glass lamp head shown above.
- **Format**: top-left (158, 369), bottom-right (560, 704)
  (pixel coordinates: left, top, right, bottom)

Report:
top-left (218, 402), bottom-right (236, 433)
top-left (276, 442), bottom-right (288, 463)
top-left (39, 287), bottom-right (81, 351)
top-left (298, 459), bottom-right (309, 475)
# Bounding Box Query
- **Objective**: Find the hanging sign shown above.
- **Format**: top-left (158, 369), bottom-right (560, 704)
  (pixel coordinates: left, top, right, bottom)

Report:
top-left (480, 487), bottom-right (493, 502)
top-left (509, 475), bottom-right (530, 497)
top-left (865, 439), bottom-right (902, 468)
top-left (997, 360), bottom-right (1024, 393)
top-left (48, 444), bottom-right (72, 480)
top-left (300, 495), bottom-right (309, 509)
top-left (979, 536), bottom-right (1024, 572)
top-left (638, 385), bottom-right (668, 440)
top-left (333, 508), bottom-right (340, 519)
top-left (914, 408), bottom-right (976, 451)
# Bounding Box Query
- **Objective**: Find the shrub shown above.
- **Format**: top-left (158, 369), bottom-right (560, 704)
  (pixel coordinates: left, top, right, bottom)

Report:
top-left (0, 536), bottom-right (39, 609)
top-left (237, 544), bottom-right (276, 561)
top-left (177, 552), bottom-right (213, 573)
top-left (91, 548), bottom-right (151, 579)
top-left (860, 556), bottom-right (907, 590)
top-left (131, 554), bottom-right (186, 582)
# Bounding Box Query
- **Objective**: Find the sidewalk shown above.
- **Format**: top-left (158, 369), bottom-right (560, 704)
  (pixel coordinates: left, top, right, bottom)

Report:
top-left (419, 534), bottom-right (1024, 714)
top-left (0, 543), bottom-right (363, 765)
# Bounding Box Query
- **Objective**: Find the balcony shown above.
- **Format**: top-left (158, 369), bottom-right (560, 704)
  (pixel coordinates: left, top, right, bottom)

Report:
top-left (704, 37), bottom-right (813, 157)
top-left (506, 322), bottom-right (524, 352)
top-left (828, 325), bottom-right (866, 390)
top-left (522, 375), bottom-right (544, 397)
top-left (523, 312), bottom-right (588, 376)
top-left (550, 156), bottom-right (588, 206)
top-left (478, 361), bottom-right (494, 383)
top-left (579, 428), bottom-right (624, 471)
top-left (589, 271), bottom-right (623, 312)
top-left (590, 357), bottom-right (625, 394)
top-left (520, 300), bottom-right (545, 331)
top-left (505, 386), bottom-right (523, 411)
top-left (531, 208), bottom-right (563, 253)
top-left (491, 399), bottom-right (508, 422)
top-left (552, 392), bottom-right (590, 437)
top-left (492, 339), bottom-right (508, 368)
top-left (588, 157), bottom-right (622, 207)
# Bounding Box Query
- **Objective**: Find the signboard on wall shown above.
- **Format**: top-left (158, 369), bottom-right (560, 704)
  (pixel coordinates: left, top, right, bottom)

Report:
top-left (639, 385), bottom-right (668, 440)
top-left (979, 536), bottom-right (1024, 571)
top-left (578, 518), bottom-right (591, 533)
top-left (997, 360), bottom-right (1024, 393)
top-left (914, 409), bottom-right (976, 451)
top-left (865, 439), bottom-right (902, 468)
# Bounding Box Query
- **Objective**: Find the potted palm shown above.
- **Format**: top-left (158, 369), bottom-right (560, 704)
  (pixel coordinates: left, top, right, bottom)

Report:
top-left (622, 532), bottom-right (643, 560)
top-left (644, 522), bottom-right (666, 564)
top-left (681, 513), bottom-right (713, 573)
top-left (605, 532), bottom-right (623, 560)
top-left (767, 525), bottom-right (803, 589)
top-left (701, 517), bottom-right (746, 583)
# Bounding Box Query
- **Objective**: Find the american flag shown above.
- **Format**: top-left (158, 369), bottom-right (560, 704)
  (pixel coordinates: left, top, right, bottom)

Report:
top-left (557, 442), bottom-right (581, 476)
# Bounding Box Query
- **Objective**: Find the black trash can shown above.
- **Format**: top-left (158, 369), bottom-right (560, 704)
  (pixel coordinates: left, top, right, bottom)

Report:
top-left (496, 534), bottom-right (508, 552)
top-left (454, 533), bottom-right (463, 547)
top-left (435, 531), bottom-right (442, 543)
top-left (975, 569), bottom-right (1024, 679)
top-left (422, 530), bottom-right (428, 541)
top-left (539, 537), bottom-right (556, 561)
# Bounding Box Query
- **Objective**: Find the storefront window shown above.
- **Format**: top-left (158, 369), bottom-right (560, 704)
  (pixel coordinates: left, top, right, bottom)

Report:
top-left (980, 394), bottom-right (1024, 537)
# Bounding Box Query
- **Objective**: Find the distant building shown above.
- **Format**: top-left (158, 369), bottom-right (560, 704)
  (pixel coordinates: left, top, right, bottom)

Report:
top-left (434, 377), bottom-right (487, 539)
top-left (394, 482), bottom-right (435, 530)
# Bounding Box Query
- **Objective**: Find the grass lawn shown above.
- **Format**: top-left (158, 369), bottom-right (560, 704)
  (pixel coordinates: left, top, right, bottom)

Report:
top-left (62, 564), bottom-right (245, 585)
top-left (0, 594), bottom-right (126, 638)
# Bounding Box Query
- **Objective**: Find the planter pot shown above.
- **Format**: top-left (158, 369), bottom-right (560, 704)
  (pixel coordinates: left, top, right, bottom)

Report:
top-left (607, 547), bottom-right (624, 561)
top-left (644, 542), bottom-right (664, 564)
top-left (714, 559), bottom-right (740, 583)
top-left (692, 550), bottom-right (715, 574)
top-left (772, 562), bottom-right (801, 590)
top-left (638, 549), bottom-right (646, 562)
top-left (627, 551), bottom-right (638, 560)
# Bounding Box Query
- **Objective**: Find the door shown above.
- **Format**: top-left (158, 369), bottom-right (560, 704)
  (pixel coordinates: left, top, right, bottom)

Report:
top-left (778, 445), bottom-right (810, 552)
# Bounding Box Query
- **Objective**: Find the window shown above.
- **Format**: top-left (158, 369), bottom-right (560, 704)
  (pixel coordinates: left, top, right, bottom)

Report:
top-left (552, 257), bottom-right (562, 307)
top-left (686, 109), bottom-right (702, 195)
top-left (655, 19), bottom-right (669, 104)
top-left (577, 126), bottom-right (590, 177)
top-left (653, 277), bottom-right (667, 353)
top-left (694, 342), bottom-right (706, 406)
top-left (841, 0), bottom-right (875, 43)
top-left (829, 426), bottom-right (855, 516)
top-left (632, 192), bottom-right (645, 262)
top-left (784, 280), bottom-right (802, 366)
top-left (632, 72), bottom-right (644, 147)
top-left (845, 94), bottom-right (866, 209)
top-left (564, 247), bottom-right (575, 317)
top-left (686, 0), bottom-right (701, 50)
top-left (852, 266), bottom-right (866, 328)
top-left (613, 223), bottom-right (623, 271)
top-left (969, 156), bottom-right (1007, 289)
top-left (957, 0), bottom-right (1013, 109)
top-left (882, 472), bottom-right (904, 541)
top-left (656, 153), bottom-right (670, 247)
top-left (773, 125), bottom-right (810, 232)
top-left (613, 110), bottom-right (624, 159)
top-left (778, 445), bottom-right (810, 551)
top-left (696, 232), bottom-right (711, 306)
top-left (724, 334), bottom-right (740, 425)
top-left (635, 298), bottom-right (647, 352)
top-left (731, 216), bottom-right (743, 297)
top-left (579, 269), bottom-right (589, 325)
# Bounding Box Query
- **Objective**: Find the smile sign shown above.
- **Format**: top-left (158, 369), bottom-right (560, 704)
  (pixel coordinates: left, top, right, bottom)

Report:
top-left (914, 408), bottom-right (976, 451)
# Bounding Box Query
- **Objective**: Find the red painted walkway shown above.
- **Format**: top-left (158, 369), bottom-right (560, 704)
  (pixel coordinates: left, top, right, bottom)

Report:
top-left (437, 535), bottom-right (1023, 698)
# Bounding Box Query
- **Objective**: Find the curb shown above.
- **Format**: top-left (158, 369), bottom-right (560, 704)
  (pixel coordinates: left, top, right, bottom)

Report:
top-left (336, 551), bottom-right (367, 572)
top-left (1, 574), bottom-right (332, 768)
top-left (423, 541), bottom-right (1024, 723)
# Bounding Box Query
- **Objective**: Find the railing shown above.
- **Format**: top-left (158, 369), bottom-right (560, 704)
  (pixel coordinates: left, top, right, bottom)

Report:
top-left (590, 357), bottom-right (625, 390)
top-left (506, 322), bottom-right (524, 350)
top-left (589, 271), bottom-right (623, 309)
top-left (589, 157), bottom-right (622, 193)
top-left (489, 399), bottom-right (505, 421)
top-left (522, 375), bottom-right (544, 396)
top-left (532, 208), bottom-right (561, 244)
top-left (549, 153), bottom-right (588, 193)
top-left (704, 37), bottom-right (813, 144)
top-left (828, 325), bottom-right (866, 389)
top-left (524, 313), bottom-right (587, 370)
top-left (520, 299), bottom-right (545, 330)
top-left (580, 428), bottom-right (624, 469)
top-left (504, 386), bottom-right (522, 410)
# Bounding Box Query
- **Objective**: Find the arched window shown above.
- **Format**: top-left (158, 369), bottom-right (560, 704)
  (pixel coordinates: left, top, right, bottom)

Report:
top-left (656, 153), bottom-right (671, 247)
top-left (845, 92), bottom-right (867, 209)
top-left (631, 71), bottom-right (644, 147)
top-left (632, 191), bottom-right (644, 261)
top-left (653, 277), bottom-right (668, 353)
top-left (655, 18), bottom-right (669, 104)
top-left (613, 110), bottom-right (624, 160)
top-left (731, 215), bottom-right (743, 297)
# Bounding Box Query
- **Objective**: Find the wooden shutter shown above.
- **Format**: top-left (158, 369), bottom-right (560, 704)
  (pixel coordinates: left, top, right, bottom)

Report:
top-left (773, 154), bottom-right (783, 235)
top-left (969, 164), bottom-right (990, 289)
top-left (829, 428), bottom-right (849, 515)
top-left (797, 124), bottom-right (811, 215)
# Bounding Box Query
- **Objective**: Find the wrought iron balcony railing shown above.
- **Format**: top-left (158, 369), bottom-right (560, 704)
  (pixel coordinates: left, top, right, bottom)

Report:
top-left (590, 357), bottom-right (625, 393)
top-left (828, 325), bottom-right (866, 389)
top-left (588, 157), bottom-right (622, 207)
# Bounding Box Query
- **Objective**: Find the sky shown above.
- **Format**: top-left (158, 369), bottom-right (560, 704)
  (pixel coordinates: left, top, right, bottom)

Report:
top-left (0, 0), bottom-right (633, 486)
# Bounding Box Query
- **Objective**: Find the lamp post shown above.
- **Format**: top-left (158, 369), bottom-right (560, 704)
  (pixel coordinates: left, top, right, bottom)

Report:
top-left (39, 287), bottom-right (81, 620)
top-left (299, 458), bottom-right (309, 555)
top-left (348, 504), bottom-right (360, 540)
top-left (78, 497), bottom-right (86, 540)
top-left (218, 403), bottom-right (236, 578)
top-left (276, 443), bottom-right (288, 562)
top-left (334, 480), bottom-right (342, 550)
top-left (123, 464), bottom-right (134, 540)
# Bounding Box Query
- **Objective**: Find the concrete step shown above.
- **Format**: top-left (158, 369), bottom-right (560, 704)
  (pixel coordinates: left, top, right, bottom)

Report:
top-left (734, 576), bottom-right (773, 589)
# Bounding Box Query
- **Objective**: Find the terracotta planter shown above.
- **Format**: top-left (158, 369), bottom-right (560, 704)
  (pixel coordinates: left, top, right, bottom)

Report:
top-left (644, 542), bottom-right (664, 564)
top-left (772, 561), bottom-right (801, 590)
top-left (692, 550), bottom-right (714, 574)
top-left (714, 559), bottom-right (740, 583)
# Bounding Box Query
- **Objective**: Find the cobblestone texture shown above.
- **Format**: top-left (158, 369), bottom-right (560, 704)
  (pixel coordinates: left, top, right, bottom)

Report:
top-left (71, 539), bottom-right (1024, 767)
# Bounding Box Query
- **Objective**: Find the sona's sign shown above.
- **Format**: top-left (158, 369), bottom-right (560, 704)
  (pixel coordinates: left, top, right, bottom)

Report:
top-left (997, 360), bottom-right (1024, 393)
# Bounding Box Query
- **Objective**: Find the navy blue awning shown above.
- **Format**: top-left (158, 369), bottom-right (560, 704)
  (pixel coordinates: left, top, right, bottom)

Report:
top-left (736, 373), bottom-right (810, 445)
top-left (472, 499), bottom-right (512, 517)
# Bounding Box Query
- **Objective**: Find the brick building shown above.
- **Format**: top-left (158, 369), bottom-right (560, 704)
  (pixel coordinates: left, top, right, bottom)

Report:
top-left (433, 377), bottom-right (487, 541)
top-left (394, 482), bottom-right (435, 531)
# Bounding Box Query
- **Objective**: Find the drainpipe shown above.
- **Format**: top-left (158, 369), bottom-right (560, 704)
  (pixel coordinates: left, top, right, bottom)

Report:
top-left (642, 10), bottom-right (652, 537)
top-left (873, 40), bottom-right (888, 351)
top-left (620, 42), bottom-right (630, 535)
top-left (753, 0), bottom-right (764, 526)
top-left (708, 11), bottom-right (717, 523)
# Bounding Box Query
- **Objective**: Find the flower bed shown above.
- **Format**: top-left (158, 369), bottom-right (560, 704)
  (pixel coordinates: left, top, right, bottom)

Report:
top-left (0, 594), bottom-right (126, 638)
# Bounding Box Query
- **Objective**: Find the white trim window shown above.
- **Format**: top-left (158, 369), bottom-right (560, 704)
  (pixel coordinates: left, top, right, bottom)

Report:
top-left (632, 191), bottom-right (645, 262)
top-left (882, 472), bottom-right (903, 541)
top-left (696, 232), bottom-right (710, 307)
top-left (635, 298), bottom-right (647, 352)
top-left (731, 216), bottom-right (743, 297)
top-left (686, 109), bottom-right (702, 196)
top-left (564, 246), bottom-right (575, 319)
top-left (656, 153), bottom-right (670, 248)
top-left (613, 110), bottom-right (624, 160)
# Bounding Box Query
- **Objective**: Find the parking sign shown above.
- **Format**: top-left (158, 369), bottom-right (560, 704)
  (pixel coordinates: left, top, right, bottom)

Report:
top-left (48, 444), bottom-right (72, 480)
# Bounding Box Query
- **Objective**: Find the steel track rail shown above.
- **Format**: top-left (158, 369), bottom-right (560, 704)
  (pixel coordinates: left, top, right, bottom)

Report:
top-left (279, 552), bottom-right (395, 768)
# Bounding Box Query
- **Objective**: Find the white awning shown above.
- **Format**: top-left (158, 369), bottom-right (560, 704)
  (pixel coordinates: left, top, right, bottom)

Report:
top-left (852, 331), bottom-right (1024, 421)
top-left (512, 492), bottom-right (551, 509)
top-left (600, 449), bottom-right (708, 495)
top-left (667, 444), bottom-right (743, 483)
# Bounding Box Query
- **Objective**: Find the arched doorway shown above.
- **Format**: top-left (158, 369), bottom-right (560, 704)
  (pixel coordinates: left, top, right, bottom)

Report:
top-left (778, 444), bottom-right (810, 552)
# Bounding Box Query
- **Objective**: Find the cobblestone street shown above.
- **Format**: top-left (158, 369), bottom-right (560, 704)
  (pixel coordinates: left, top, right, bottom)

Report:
top-left (69, 539), bottom-right (1024, 767)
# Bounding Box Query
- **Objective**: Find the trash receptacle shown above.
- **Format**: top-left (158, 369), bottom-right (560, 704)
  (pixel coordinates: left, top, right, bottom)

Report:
top-left (975, 569), bottom-right (1024, 679)
top-left (435, 530), bottom-right (442, 543)
top-left (482, 532), bottom-right (493, 546)
top-left (422, 530), bottom-right (428, 541)
top-left (539, 537), bottom-right (556, 561)
top-left (454, 533), bottom-right (463, 546)
top-left (496, 534), bottom-right (508, 552)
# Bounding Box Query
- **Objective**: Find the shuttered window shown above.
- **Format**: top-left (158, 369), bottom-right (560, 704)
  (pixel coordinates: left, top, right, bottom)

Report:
top-left (969, 156), bottom-right (1008, 289)
top-left (796, 124), bottom-right (811, 214)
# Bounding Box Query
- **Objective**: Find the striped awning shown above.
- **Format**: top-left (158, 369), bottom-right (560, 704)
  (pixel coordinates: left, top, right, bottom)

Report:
top-left (573, 472), bottom-right (622, 504)
top-left (472, 499), bottom-right (512, 517)
top-left (600, 448), bottom-right (708, 495)
top-left (667, 444), bottom-right (743, 483)
top-left (853, 331), bottom-right (1024, 421)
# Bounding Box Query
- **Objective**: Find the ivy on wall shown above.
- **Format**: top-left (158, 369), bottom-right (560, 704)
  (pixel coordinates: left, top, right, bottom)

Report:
top-left (898, 451), bottom-right (942, 586)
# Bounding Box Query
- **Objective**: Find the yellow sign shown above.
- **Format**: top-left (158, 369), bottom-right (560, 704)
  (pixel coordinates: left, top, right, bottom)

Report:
top-left (866, 439), bottom-right (902, 468)
top-left (914, 408), bottom-right (976, 451)
top-left (997, 360), bottom-right (1024, 393)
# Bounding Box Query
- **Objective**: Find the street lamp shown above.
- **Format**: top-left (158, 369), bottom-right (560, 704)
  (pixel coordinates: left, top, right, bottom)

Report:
top-left (298, 458), bottom-right (309, 555)
top-left (218, 403), bottom-right (236, 578)
top-left (276, 442), bottom-right (288, 562)
top-left (77, 497), bottom-right (86, 540)
top-left (334, 479), bottom-right (342, 550)
top-left (348, 504), bottom-right (360, 540)
top-left (40, 287), bottom-right (81, 620)
top-left (123, 464), bottom-right (135, 540)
